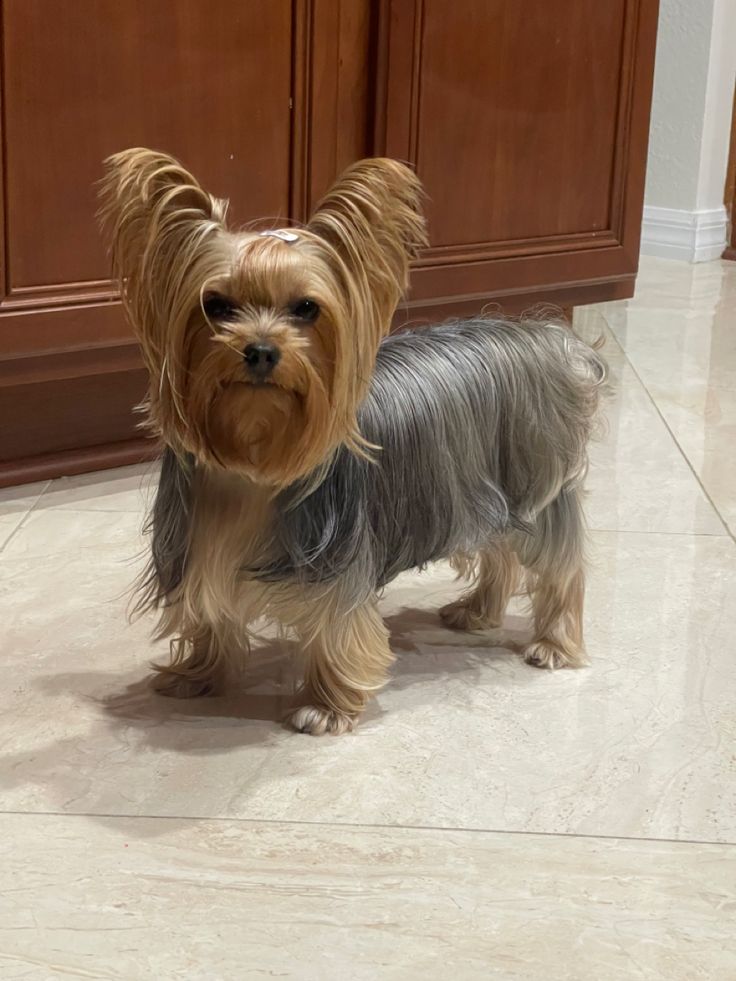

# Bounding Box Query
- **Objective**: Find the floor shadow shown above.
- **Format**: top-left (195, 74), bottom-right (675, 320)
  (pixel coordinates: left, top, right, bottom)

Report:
top-left (102, 637), bottom-right (300, 728)
top-left (20, 605), bottom-right (537, 769)
top-left (28, 637), bottom-right (300, 753)
top-left (385, 605), bottom-right (531, 655)
top-left (0, 602), bottom-right (550, 835)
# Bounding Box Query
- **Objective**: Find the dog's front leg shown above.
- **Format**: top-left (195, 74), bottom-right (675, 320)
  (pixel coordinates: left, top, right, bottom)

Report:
top-left (151, 621), bottom-right (238, 698)
top-left (286, 598), bottom-right (393, 736)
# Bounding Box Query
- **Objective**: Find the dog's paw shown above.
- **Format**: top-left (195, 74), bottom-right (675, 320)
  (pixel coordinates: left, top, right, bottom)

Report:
top-left (524, 640), bottom-right (587, 670)
top-left (286, 704), bottom-right (356, 736)
top-left (150, 671), bottom-right (216, 699)
top-left (439, 599), bottom-right (495, 631)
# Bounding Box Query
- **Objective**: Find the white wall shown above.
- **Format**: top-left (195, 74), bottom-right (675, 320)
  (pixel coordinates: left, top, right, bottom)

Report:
top-left (697, 0), bottom-right (736, 211)
top-left (642, 0), bottom-right (736, 261)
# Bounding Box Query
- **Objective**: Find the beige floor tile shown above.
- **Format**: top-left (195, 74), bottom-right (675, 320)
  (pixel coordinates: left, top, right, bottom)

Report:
top-left (601, 257), bottom-right (736, 535)
top-left (1, 521), bottom-right (734, 843)
top-left (572, 307), bottom-right (724, 535)
top-left (1, 506), bottom-right (145, 560)
top-left (39, 462), bottom-right (159, 513)
top-left (0, 813), bottom-right (733, 981)
top-left (586, 355), bottom-right (725, 535)
top-left (0, 481), bottom-right (49, 551)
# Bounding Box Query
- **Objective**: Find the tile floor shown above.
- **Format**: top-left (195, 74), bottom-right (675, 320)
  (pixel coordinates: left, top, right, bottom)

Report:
top-left (1, 256), bottom-right (735, 979)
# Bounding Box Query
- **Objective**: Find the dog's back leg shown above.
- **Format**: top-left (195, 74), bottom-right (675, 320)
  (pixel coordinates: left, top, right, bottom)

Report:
top-left (518, 485), bottom-right (587, 670)
top-left (440, 542), bottom-right (521, 631)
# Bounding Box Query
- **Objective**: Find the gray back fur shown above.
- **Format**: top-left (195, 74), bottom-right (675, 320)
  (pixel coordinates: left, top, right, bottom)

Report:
top-left (256, 317), bottom-right (605, 606)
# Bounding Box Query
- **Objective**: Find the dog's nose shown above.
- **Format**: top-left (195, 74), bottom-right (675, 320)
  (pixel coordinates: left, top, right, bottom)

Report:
top-left (243, 342), bottom-right (280, 378)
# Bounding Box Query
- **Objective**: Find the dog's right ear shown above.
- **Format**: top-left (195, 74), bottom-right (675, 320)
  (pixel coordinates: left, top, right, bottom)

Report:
top-left (98, 149), bottom-right (228, 326)
top-left (98, 148), bottom-right (229, 444)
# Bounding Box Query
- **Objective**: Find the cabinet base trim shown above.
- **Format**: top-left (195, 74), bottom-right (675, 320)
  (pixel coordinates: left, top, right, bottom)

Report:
top-left (0, 438), bottom-right (160, 489)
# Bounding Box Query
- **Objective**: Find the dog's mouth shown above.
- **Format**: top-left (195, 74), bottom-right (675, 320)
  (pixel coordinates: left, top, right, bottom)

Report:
top-left (235, 378), bottom-right (277, 389)
top-left (222, 378), bottom-right (304, 404)
top-left (224, 371), bottom-right (283, 390)
top-left (229, 369), bottom-right (309, 399)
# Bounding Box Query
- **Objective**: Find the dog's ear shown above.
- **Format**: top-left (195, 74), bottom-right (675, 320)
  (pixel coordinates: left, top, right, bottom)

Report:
top-left (98, 149), bottom-right (230, 442)
top-left (98, 148), bottom-right (228, 333)
top-left (307, 158), bottom-right (427, 335)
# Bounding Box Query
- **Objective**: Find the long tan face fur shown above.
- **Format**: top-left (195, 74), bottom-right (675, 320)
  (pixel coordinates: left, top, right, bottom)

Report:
top-left (99, 150), bottom-right (427, 486)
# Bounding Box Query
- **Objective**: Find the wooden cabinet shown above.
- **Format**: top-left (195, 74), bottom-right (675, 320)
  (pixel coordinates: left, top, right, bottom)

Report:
top-left (377, 0), bottom-right (658, 317)
top-left (0, 0), bottom-right (659, 486)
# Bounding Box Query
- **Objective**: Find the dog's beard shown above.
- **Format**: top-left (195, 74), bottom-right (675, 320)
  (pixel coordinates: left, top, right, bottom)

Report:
top-left (204, 383), bottom-right (312, 482)
top-left (180, 318), bottom-right (335, 485)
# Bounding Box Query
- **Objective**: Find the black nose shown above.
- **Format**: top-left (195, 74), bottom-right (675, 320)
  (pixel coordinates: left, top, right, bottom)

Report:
top-left (243, 341), bottom-right (280, 378)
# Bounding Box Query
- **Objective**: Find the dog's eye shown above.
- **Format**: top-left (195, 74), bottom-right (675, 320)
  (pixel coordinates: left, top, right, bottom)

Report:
top-left (202, 292), bottom-right (238, 322)
top-left (290, 298), bottom-right (320, 323)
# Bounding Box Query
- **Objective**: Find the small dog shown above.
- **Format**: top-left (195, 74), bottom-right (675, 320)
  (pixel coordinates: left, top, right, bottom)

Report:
top-left (99, 149), bottom-right (605, 735)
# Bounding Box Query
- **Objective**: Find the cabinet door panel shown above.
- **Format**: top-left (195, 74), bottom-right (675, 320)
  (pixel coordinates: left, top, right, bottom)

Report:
top-left (376, 0), bottom-right (658, 314)
top-left (416, 2), bottom-right (624, 246)
top-left (3, 1), bottom-right (292, 293)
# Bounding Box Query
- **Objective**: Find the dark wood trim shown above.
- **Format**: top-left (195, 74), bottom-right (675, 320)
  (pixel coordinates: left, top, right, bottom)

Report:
top-left (370, 0), bottom-right (390, 156)
top-left (0, 300), bottom-right (128, 360)
top-left (394, 274), bottom-right (635, 327)
top-left (723, 78), bottom-right (736, 261)
top-left (0, 437), bottom-right (159, 489)
top-left (407, 241), bottom-right (633, 305)
top-left (407, 0), bottom-right (425, 166)
top-left (608, 0), bottom-right (640, 243)
top-left (618, 0), bottom-right (659, 268)
top-left (0, 334), bottom-right (147, 467)
top-left (291, 0), bottom-right (372, 219)
top-left (415, 230), bottom-right (619, 266)
top-left (289, 0), bottom-right (313, 221)
top-left (0, 280), bottom-right (116, 310)
top-left (0, 340), bottom-right (140, 387)
top-left (0, 0), bottom-right (7, 303)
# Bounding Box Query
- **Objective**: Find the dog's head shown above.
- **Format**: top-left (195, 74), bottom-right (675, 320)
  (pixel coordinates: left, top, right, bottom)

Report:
top-left (99, 149), bottom-right (426, 486)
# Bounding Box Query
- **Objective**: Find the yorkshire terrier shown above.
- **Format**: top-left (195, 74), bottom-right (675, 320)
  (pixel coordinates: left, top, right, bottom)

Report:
top-left (99, 149), bottom-right (605, 735)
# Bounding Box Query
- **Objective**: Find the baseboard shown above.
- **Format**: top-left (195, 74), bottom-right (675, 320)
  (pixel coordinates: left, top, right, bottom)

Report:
top-left (0, 437), bottom-right (160, 489)
top-left (640, 205), bottom-right (729, 262)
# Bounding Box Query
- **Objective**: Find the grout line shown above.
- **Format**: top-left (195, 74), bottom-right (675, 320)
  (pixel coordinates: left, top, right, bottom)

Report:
top-left (35, 507), bottom-right (146, 515)
top-left (599, 311), bottom-right (735, 546)
top-left (0, 481), bottom-right (51, 554)
top-left (588, 527), bottom-right (732, 539)
top-left (0, 806), bottom-right (732, 848)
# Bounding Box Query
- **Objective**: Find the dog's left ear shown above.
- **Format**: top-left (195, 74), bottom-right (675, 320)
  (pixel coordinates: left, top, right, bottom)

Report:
top-left (307, 158), bottom-right (427, 335)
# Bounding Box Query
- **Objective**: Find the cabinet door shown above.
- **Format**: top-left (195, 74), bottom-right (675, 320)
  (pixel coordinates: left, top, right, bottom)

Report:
top-left (0, 0), bottom-right (295, 482)
top-left (375, 0), bottom-right (659, 317)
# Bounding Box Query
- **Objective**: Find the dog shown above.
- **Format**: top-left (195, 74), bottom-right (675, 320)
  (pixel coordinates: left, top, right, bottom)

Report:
top-left (99, 149), bottom-right (606, 735)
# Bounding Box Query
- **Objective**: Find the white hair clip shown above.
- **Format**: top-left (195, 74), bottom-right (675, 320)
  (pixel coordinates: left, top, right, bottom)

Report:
top-left (259, 229), bottom-right (299, 243)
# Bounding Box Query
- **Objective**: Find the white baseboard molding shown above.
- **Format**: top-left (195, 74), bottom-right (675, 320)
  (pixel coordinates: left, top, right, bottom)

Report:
top-left (640, 205), bottom-right (728, 262)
